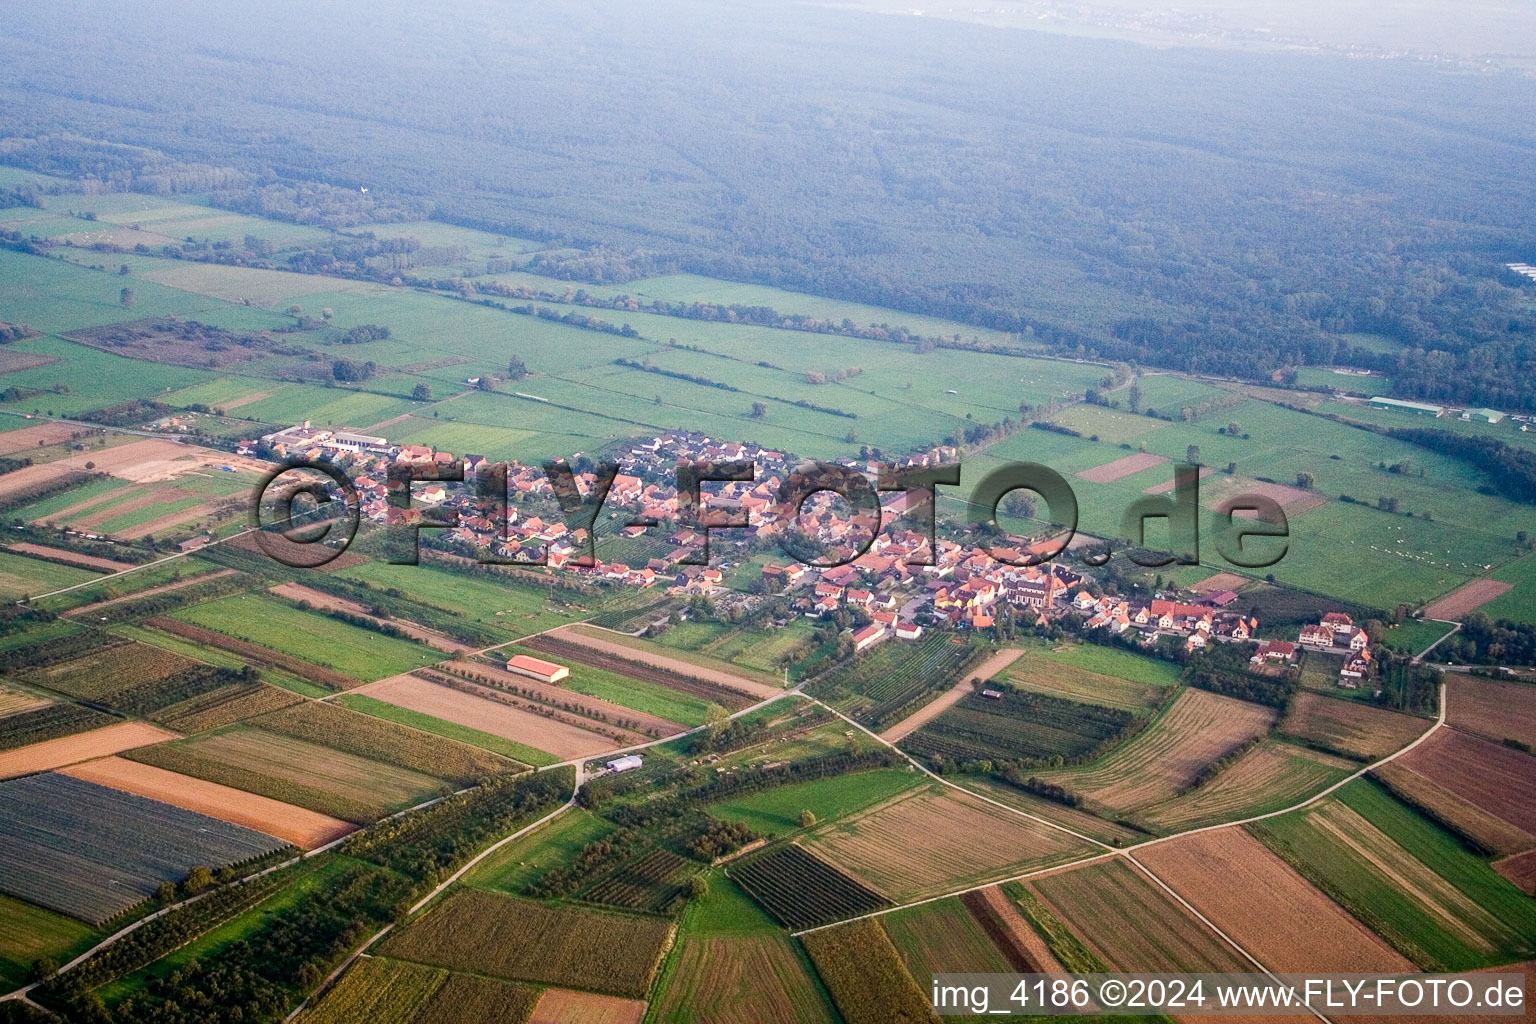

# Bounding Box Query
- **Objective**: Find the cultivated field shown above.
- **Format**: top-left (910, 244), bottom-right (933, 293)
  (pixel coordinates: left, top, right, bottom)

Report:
top-left (964, 885), bottom-right (1064, 972)
top-left (381, 889), bottom-right (673, 998)
top-left (297, 956), bottom-right (447, 1024)
top-left (900, 686), bottom-right (1138, 766)
top-left (271, 582), bottom-right (471, 654)
top-left (1252, 783), bottom-right (1536, 969)
top-left (556, 625), bottom-right (784, 698)
top-left (799, 918), bottom-right (936, 1024)
top-left (1422, 580), bottom-right (1514, 621)
top-left (0, 772), bottom-right (287, 924)
top-left (416, 972), bottom-right (541, 1024)
top-left (155, 681), bottom-right (304, 733)
top-left (124, 727), bottom-right (444, 824)
top-left (652, 933), bottom-right (836, 1024)
top-left (1372, 762), bottom-right (1535, 856)
top-left (812, 633), bottom-right (984, 730)
top-left (6, 542), bottom-right (134, 571)
top-left (1399, 729), bottom-right (1536, 834)
top-left (253, 699), bottom-right (521, 782)
top-left (1139, 740), bottom-right (1355, 833)
top-left (1446, 676), bottom-right (1536, 750)
top-left (0, 703), bottom-right (117, 753)
top-left (417, 664), bottom-right (664, 744)
top-left (804, 784), bottom-right (1093, 900)
top-left (1280, 691), bottom-right (1430, 761)
top-left (730, 843), bottom-right (891, 930)
top-left (1031, 859), bottom-right (1249, 972)
top-left (880, 646), bottom-right (1023, 741)
top-left (0, 422), bottom-right (89, 454)
top-left (0, 721), bottom-right (177, 778)
top-left (353, 673), bottom-right (613, 761)
top-left (526, 987), bottom-right (646, 1024)
top-left (1002, 654), bottom-right (1169, 711)
top-left (1077, 452), bottom-right (1168, 483)
top-left (1035, 688), bottom-right (1277, 813)
top-left (62, 756), bottom-right (354, 848)
top-left (882, 897), bottom-right (1015, 978)
top-left (0, 682), bottom-right (47, 718)
top-left (1135, 828), bottom-right (1414, 972)
top-left (501, 641), bottom-right (717, 728)
top-left (145, 617), bottom-right (361, 690)
top-left (524, 631), bottom-right (759, 712)
top-left (22, 640), bottom-right (199, 702)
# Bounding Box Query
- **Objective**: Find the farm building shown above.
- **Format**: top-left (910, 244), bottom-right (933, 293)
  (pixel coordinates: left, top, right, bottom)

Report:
top-left (506, 654), bottom-right (569, 683)
top-left (1461, 408), bottom-right (1505, 423)
top-left (1368, 397), bottom-right (1442, 416)
top-left (851, 623), bottom-right (887, 652)
top-left (606, 754), bottom-right (643, 773)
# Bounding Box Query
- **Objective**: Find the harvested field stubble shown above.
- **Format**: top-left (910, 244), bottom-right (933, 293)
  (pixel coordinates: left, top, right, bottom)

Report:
top-left (1135, 828), bottom-right (1413, 973)
top-left (800, 917), bottom-right (938, 1024)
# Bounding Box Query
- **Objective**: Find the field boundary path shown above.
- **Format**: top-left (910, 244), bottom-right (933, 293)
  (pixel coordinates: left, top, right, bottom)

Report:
top-left (879, 646), bottom-right (1024, 742)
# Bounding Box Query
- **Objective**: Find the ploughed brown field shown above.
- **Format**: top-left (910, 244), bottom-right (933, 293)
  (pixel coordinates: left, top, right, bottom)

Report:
top-left (0, 721), bottom-right (179, 779)
top-left (1134, 828), bottom-right (1413, 973)
top-left (1421, 579), bottom-right (1514, 622)
top-left (1399, 729), bottom-right (1536, 834)
top-left (354, 673), bottom-right (623, 759)
top-left (1446, 676), bottom-right (1536, 750)
top-left (1077, 452), bottom-right (1167, 483)
top-left (1280, 691), bottom-right (1430, 761)
top-left (61, 755), bottom-right (354, 848)
top-left (1494, 849), bottom-right (1536, 895)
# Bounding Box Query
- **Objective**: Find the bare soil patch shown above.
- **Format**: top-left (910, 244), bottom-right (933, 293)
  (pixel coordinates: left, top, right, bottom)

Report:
top-left (5, 542), bottom-right (132, 572)
top-left (61, 756), bottom-right (353, 848)
top-left (1136, 828), bottom-right (1412, 973)
top-left (881, 647), bottom-right (1024, 741)
top-left (1495, 849), bottom-right (1536, 895)
top-left (1422, 580), bottom-right (1513, 621)
top-left (1078, 452), bottom-right (1167, 483)
top-left (0, 721), bottom-right (178, 779)
top-left (0, 462), bottom-right (76, 499)
top-left (1218, 481), bottom-right (1328, 519)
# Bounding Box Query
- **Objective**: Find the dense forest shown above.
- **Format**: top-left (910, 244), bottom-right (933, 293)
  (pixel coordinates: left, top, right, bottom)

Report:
top-left (2, 0), bottom-right (1535, 405)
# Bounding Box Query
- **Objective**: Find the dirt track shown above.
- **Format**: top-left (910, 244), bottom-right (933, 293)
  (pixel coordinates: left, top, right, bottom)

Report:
top-left (880, 646), bottom-right (1023, 741)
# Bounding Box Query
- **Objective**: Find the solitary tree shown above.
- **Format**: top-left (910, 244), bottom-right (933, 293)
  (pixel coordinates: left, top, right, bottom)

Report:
top-left (1003, 491), bottom-right (1037, 520)
top-left (411, 383), bottom-right (431, 401)
top-left (507, 354), bottom-right (528, 380)
top-left (119, 287), bottom-right (135, 309)
top-left (1185, 444), bottom-right (1201, 465)
top-left (1127, 383), bottom-right (1142, 413)
top-left (1296, 471), bottom-right (1315, 489)
top-left (286, 304), bottom-right (302, 317)
top-left (749, 401), bottom-right (768, 418)
top-left (797, 810), bottom-right (817, 828)
top-left (689, 876), bottom-right (709, 899)
top-left (1226, 421), bottom-right (1242, 436)
top-left (321, 307), bottom-right (334, 320)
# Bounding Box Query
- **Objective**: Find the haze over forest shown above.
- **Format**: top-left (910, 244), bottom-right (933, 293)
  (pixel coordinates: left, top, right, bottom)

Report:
top-left (3, 0), bottom-right (1534, 407)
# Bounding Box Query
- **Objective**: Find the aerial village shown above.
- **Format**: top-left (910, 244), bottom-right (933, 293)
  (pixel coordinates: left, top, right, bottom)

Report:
top-left (250, 421), bottom-right (1374, 688)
